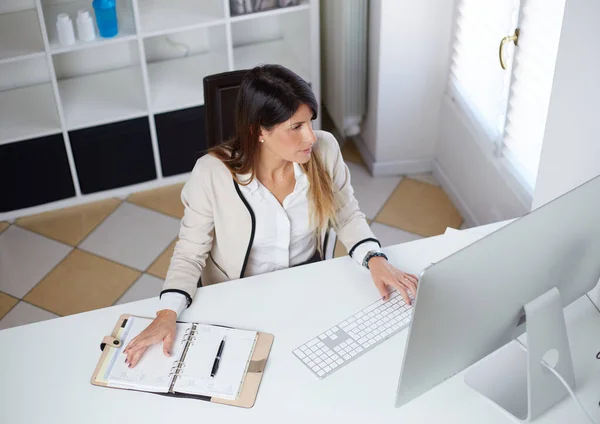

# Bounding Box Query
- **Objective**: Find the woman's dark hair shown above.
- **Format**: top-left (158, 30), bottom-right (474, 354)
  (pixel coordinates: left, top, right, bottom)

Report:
top-left (210, 64), bottom-right (318, 177)
top-left (210, 65), bottom-right (337, 246)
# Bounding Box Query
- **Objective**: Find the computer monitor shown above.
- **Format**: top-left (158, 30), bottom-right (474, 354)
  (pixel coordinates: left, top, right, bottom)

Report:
top-left (396, 174), bottom-right (600, 421)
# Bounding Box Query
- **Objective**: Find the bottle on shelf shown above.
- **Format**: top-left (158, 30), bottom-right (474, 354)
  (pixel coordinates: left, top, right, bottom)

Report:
top-left (56, 13), bottom-right (76, 45)
top-left (92, 0), bottom-right (118, 38)
top-left (76, 10), bottom-right (96, 42)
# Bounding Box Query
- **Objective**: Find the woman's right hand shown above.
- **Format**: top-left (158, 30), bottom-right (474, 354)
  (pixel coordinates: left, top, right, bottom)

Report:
top-left (123, 309), bottom-right (177, 368)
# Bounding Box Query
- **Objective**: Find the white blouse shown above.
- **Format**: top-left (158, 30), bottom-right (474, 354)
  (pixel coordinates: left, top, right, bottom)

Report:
top-left (159, 162), bottom-right (379, 316)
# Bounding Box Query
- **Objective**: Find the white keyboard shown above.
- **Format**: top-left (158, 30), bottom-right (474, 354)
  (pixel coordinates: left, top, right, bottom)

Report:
top-left (293, 290), bottom-right (413, 378)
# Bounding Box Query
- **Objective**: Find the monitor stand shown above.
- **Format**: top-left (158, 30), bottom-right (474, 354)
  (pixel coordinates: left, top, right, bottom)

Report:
top-left (464, 287), bottom-right (575, 422)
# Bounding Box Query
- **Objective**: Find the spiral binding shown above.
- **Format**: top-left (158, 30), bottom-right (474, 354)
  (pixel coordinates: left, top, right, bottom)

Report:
top-left (168, 323), bottom-right (198, 393)
top-left (180, 327), bottom-right (197, 345)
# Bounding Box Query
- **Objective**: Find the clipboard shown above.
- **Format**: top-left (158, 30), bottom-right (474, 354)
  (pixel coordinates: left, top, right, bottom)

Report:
top-left (91, 314), bottom-right (274, 408)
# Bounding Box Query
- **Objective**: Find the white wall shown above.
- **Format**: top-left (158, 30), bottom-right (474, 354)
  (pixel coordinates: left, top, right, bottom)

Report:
top-left (434, 98), bottom-right (531, 226)
top-left (432, 3), bottom-right (532, 226)
top-left (532, 0), bottom-right (600, 209)
top-left (358, 0), bottom-right (454, 176)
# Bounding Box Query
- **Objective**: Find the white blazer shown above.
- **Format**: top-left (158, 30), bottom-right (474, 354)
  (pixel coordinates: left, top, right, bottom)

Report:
top-left (161, 130), bottom-right (380, 306)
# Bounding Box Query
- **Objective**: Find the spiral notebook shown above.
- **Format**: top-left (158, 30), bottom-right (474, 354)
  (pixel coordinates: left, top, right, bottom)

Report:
top-left (91, 315), bottom-right (274, 408)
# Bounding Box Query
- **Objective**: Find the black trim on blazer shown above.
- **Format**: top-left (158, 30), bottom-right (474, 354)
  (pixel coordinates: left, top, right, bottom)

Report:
top-left (160, 289), bottom-right (192, 308)
top-left (234, 178), bottom-right (256, 279)
top-left (322, 229), bottom-right (330, 259)
top-left (348, 238), bottom-right (381, 258)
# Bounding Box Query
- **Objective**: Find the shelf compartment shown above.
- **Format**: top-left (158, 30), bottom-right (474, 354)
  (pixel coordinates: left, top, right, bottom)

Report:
top-left (231, 8), bottom-right (311, 82)
top-left (69, 117), bottom-right (156, 194)
top-left (155, 106), bottom-right (207, 176)
top-left (0, 133), bottom-right (75, 212)
top-left (0, 8), bottom-right (46, 64)
top-left (233, 39), bottom-right (310, 83)
top-left (148, 52), bottom-right (229, 113)
top-left (57, 66), bottom-right (148, 130)
top-left (53, 40), bottom-right (148, 130)
top-left (229, 2), bottom-right (309, 22)
top-left (138, 0), bottom-right (226, 37)
top-left (0, 84), bottom-right (62, 145)
top-left (0, 55), bottom-right (61, 145)
top-left (145, 25), bottom-right (229, 113)
top-left (42, 0), bottom-right (137, 54)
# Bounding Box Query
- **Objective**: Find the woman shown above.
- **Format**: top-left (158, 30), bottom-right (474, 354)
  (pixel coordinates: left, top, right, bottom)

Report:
top-left (124, 65), bottom-right (418, 367)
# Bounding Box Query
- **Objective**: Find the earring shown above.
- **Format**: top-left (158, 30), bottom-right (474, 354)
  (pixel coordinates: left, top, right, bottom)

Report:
top-left (260, 139), bottom-right (264, 143)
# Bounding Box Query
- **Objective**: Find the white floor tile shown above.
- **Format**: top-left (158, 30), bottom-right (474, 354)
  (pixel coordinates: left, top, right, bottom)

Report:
top-left (79, 203), bottom-right (180, 271)
top-left (346, 162), bottom-right (402, 220)
top-left (409, 173), bottom-right (440, 186)
top-left (370, 222), bottom-right (423, 248)
top-left (0, 301), bottom-right (59, 330)
top-left (0, 226), bottom-right (72, 298)
top-left (588, 280), bottom-right (600, 311)
top-left (116, 274), bottom-right (164, 305)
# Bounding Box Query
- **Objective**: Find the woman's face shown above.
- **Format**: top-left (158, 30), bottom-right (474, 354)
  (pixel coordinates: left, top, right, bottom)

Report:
top-left (259, 104), bottom-right (316, 164)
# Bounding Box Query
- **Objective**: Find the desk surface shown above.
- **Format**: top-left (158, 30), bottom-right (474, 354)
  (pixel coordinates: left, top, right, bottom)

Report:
top-left (1, 221), bottom-right (599, 423)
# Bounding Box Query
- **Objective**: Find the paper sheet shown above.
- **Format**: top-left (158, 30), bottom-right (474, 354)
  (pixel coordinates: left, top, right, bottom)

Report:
top-left (173, 325), bottom-right (257, 400)
top-left (104, 317), bottom-right (191, 393)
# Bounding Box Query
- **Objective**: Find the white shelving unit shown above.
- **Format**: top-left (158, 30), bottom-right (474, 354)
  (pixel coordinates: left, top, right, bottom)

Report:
top-left (0, 0), bottom-right (320, 220)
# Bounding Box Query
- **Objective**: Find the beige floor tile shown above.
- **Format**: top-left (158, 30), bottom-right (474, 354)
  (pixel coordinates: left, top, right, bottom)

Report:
top-left (410, 173), bottom-right (440, 186)
top-left (375, 178), bottom-right (463, 237)
top-left (341, 140), bottom-right (365, 167)
top-left (24, 249), bottom-right (140, 316)
top-left (15, 198), bottom-right (121, 246)
top-left (0, 292), bottom-right (18, 320)
top-left (0, 222), bottom-right (9, 234)
top-left (128, 183), bottom-right (185, 219)
top-left (147, 239), bottom-right (176, 279)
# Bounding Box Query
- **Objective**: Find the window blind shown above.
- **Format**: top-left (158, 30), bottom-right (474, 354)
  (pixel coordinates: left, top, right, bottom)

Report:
top-left (502, 0), bottom-right (566, 190)
top-left (449, 0), bottom-right (520, 141)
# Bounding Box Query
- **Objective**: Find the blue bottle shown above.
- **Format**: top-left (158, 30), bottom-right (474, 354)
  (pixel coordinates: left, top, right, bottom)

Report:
top-left (93, 0), bottom-right (118, 38)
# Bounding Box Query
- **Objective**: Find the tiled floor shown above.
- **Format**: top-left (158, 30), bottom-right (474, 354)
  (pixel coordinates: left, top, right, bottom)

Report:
top-left (0, 139), bottom-right (464, 330)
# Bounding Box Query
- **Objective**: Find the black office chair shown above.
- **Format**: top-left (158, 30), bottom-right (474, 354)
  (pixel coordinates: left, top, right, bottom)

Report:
top-left (203, 69), bottom-right (249, 147)
top-left (202, 70), bottom-right (338, 259)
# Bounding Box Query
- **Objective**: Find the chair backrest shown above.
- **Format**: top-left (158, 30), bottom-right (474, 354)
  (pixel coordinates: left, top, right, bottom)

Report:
top-left (203, 69), bottom-right (249, 147)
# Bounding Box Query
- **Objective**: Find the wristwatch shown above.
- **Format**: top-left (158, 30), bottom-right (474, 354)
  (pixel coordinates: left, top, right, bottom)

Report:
top-left (363, 249), bottom-right (388, 269)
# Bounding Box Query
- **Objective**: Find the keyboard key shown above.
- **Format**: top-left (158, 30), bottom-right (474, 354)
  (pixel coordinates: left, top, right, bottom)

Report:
top-left (340, 320), bottom-right (349, 327)
top-left (319, 334), bottom-right (327, 340)
top-left (330, 362), bottom-right (338, 369)
top-left (330, 334), bottom-right (338, 340)
top-left (326, 330), bottom-right (333, 336)
top-left (332, 326), bottom-right (339, 332)
top-left (336, 359), bottom-right (344, 365)
top-left (295, 350), bottom-right (306, 359)
top-left (343, 354), bottom-right (351, 360)
top-left (308, 339), bottom-right (319, 347)
top-left (343, 322), bottom-right (358, 332)
top-left (317, 370), bottom-right (325, 377)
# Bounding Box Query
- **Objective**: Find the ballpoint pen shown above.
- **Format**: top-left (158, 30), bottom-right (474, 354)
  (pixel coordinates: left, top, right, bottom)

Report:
top-left (210, 337), bottom-right (226, 378)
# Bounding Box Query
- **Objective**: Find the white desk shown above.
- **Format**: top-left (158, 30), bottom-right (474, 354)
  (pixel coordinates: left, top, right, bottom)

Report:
top-left (1, 222), bottom-right (599, 423)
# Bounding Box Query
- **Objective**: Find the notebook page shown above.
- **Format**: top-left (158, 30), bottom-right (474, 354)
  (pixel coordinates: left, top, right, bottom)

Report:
top-left (173, 325), bottom-right (257, 400)
top-left (104, 316), bottom-right (191, 393)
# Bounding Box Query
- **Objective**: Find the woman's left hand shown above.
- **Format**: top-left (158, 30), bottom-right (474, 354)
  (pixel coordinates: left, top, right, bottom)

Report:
top-left (368, 257), bottom-right (418, 306)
